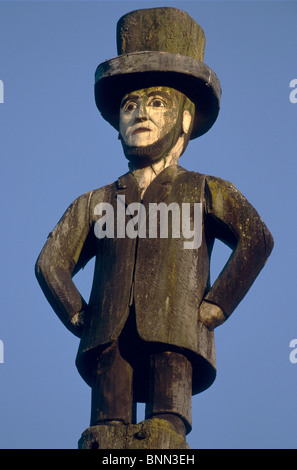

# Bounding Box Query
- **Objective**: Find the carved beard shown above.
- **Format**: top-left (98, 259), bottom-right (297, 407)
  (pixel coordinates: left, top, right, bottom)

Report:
top-left (120, 124), bottom-right (182, 169)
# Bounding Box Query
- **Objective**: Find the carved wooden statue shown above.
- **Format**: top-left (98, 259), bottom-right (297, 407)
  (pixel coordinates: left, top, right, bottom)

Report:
top-left (35, 8), bottom-right (273, 448)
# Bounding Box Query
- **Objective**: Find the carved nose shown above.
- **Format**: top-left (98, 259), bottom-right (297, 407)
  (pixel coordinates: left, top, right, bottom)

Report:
top-left (135, 115), bottom-right (147, 123)
top-left (135, 102), bottom-right (148, 121)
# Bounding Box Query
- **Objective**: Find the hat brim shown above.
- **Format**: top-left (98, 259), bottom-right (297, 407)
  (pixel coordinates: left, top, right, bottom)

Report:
top-left (94, 51), bottom-right (221, 139)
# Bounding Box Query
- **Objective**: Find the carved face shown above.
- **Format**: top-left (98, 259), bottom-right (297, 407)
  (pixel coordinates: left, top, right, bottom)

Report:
top-left (119, 86), bottom-right (181, 148)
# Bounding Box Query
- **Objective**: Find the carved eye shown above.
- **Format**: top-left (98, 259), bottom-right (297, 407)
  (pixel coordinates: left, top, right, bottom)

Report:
top-left (150, 98), bottom-right (166, 108)
top-left (124, 101), bottom-right (138, 112)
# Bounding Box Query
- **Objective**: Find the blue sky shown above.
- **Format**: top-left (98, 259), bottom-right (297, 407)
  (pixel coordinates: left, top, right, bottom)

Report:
top-left (0, 0), bottom-right (296, 449)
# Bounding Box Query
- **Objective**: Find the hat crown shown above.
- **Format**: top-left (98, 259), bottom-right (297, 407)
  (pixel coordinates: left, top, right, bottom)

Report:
top-left (116, 7), bottom-right (206, 62)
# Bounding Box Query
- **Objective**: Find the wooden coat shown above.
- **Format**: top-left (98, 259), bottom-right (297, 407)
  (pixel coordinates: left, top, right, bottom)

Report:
top-left (35, 165), bottom-right (273, 394)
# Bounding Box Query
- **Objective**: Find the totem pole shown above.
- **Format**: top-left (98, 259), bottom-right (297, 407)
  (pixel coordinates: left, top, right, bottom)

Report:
top-left (35, 8), bottom-right (273, 449)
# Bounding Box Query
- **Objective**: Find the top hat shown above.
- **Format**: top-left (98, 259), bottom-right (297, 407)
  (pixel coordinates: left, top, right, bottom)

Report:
top-left (94, 7), bottom-right (221, 139)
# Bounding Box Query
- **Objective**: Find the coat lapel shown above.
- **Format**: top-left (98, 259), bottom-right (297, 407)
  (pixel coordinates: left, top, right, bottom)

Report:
top-left (116, 171), bottom-right (141, 207)
top-left (142, 164), bottom-right (187, 205)
top-left (116, 165), bottom-right (187, 220)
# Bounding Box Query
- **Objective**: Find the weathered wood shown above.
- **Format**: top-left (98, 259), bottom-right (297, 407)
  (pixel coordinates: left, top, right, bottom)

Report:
top-left (146, 351), bottom-right (193, 437)
top-left (78, 419), bottom-right (190, 450)
top-left (117, 7), bottom-right (206, 61)
top-left (94, 7), bottom-right (221, 139)
top-left (35, 7), bottom-right (274, 450)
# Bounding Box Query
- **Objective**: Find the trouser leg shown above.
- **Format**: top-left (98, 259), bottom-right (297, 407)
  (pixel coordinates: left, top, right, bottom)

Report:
top-left (90, 342), bottom-right (136, 426)
top-left (145, 350), bottom-right (193, 437)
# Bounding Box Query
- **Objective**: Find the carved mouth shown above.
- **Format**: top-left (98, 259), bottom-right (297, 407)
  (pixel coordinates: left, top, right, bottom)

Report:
top-left (132, 127), bottom-right (151, 135)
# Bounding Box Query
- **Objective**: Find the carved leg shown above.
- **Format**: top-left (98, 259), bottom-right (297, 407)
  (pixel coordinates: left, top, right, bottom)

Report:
top-left (80, 346), bottom-right (191, 449)
top-left (90, 342), bottom-right (136, 426)
top-left (145, 350), bottom-right (192, 438)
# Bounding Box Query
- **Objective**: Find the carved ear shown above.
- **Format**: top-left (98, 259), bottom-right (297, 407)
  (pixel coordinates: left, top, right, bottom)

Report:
top-left (182, 110), bottom-right (192, 135)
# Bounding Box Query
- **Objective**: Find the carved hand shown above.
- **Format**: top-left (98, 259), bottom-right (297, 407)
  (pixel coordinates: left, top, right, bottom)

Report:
top-left (70, 310), bottom-right (86, 335)
top-left (199, 301), bottom-right (226, 330)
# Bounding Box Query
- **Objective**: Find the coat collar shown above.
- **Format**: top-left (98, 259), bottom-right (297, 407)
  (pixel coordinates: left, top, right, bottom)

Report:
top-left (117, 171), bottom-right (135, 190)
top-left (117, 164), bottom-right (187, 193)
top-left (115, 165), bottom-right (189, 220)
